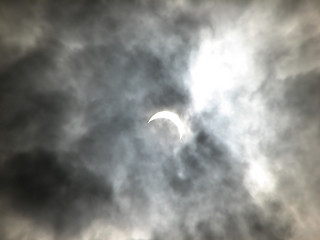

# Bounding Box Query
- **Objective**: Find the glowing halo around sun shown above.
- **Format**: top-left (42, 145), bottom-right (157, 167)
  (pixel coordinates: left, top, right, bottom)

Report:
top-left (148, 111), bottom-right (185, 139)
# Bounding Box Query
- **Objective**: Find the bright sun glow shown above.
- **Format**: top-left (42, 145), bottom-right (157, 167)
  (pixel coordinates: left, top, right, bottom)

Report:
top-left (189, 30), bottom-right (252, 113)
top-left (188, 29), bottom-right (274, 198)
top-left (246, 161), bottom-right (275, 197)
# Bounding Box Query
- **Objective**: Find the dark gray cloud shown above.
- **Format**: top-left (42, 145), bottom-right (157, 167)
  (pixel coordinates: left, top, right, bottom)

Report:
top-left (0, 0), bottom-right (319, 239)
top-left (0, 148), bottom-right (114, 237)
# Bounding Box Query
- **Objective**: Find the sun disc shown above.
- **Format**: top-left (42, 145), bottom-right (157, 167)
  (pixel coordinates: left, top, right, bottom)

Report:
top-left (148, 111), bottom-right (185, 139)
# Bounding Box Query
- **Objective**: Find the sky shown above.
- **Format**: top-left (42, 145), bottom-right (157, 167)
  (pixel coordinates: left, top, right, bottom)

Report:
top-left (0, 0), bottom-right (320, 239)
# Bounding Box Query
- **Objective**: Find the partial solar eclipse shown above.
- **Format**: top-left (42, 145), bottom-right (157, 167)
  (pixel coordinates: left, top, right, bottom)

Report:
top-left (148, 111), bottom-right (185, 139)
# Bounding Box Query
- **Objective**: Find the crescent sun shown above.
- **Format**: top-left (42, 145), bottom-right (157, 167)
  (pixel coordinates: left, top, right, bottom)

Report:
top-left (148, 111), bottom-right (185, 139)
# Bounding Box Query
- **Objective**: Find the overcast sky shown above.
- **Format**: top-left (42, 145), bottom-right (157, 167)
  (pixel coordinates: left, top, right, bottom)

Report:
top-left (0, 0), bottom-right (320, 240)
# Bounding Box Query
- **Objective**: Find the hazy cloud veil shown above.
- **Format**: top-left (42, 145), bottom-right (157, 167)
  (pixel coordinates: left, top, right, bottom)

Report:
top-left (0, 0), bottom-right (319, 239)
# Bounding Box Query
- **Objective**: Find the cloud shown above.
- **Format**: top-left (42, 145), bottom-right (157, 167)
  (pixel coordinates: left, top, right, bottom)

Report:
top-left (0, 149), bottom-right (114, 236)
top-left (0, 0), bottom-right (320, 240)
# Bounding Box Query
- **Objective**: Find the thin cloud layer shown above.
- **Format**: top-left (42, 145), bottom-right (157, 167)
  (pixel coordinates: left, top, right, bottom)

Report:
top-left (0, 0), bottom-right (319, 240)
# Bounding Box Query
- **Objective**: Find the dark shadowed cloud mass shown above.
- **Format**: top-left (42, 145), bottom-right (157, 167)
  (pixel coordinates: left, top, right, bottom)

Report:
top-left (0, 0), bottom-right (319, 239)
